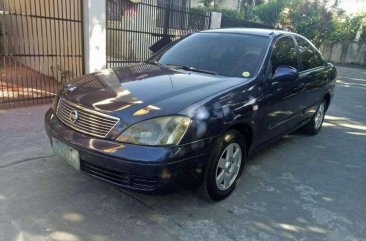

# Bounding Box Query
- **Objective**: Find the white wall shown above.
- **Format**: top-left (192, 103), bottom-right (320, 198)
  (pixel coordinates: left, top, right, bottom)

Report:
top-left (83, 0), bottom-right (107, 73)
top-left (219, 0), bottom-right (238, 10)
top-left (191, 0), bottom-right (239, 10)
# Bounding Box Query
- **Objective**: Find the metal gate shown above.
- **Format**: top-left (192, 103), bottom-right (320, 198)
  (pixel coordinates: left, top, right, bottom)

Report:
top-left (0, 0), bottom-right (84, 106)
top-left (106, 0), bottom-right (211, 68)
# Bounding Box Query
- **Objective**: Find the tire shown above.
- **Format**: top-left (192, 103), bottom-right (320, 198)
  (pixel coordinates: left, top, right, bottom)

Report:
top-left (301, 100), bottom-right (326, 135)
top-left (202, 130), bottom-right (246, 201)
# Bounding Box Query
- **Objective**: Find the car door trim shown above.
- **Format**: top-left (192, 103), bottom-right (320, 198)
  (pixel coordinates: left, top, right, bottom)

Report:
top-left (268, 111), bottom-right (304, 130)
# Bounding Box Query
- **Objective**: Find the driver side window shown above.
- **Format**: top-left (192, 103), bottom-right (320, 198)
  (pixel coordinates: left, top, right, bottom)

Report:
top-left (270, 36), bottom-right (298, 76)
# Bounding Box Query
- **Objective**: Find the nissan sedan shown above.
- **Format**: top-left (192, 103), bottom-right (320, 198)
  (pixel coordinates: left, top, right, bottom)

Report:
top-left (45, 28), bottom-right (336, 201)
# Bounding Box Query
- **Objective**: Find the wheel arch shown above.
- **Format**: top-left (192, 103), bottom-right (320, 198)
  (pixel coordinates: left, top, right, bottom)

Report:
top-left (323, 93), bottom-right (331, 111)
top-left (228, 122), bottom-right (253, 153)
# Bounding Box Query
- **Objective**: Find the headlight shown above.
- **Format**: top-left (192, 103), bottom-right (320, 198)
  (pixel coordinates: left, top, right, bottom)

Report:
top-left (116, 116), bottom-right (191, 146)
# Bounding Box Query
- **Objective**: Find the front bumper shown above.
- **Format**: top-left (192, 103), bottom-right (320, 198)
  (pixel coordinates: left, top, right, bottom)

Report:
top-left (45, 109), bottom-right (212, 192)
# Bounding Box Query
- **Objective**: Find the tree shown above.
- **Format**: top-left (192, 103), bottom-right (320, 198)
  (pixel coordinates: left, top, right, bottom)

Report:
top-left (247, 0), bottom-right (336, 46)
top-left (287, 0), bottom-right (334, 47)
top-left (199, 0), bottom-right (219, 8)
top-left (251, 0), bottom-right (290, 27)
top-left (198, 0), bottom-right (366, 45)
top-left (330, 11), bottom-right (365, 41)
top-left (239, 0), bottom-right (266, 20)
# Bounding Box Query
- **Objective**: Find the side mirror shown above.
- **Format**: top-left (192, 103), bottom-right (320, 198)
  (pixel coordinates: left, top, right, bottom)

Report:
top-left (272, 66), bottom-right (299, 82)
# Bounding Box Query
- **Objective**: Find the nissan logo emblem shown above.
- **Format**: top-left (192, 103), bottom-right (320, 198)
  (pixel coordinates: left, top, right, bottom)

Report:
top-left (70, 110), bottom-right (79, 123)
top-left (67, 84), bottom-right (77, 92)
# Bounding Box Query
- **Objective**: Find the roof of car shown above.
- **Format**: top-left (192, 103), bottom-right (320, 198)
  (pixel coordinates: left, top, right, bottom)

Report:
top-left (201, 28), bottom-right (298, 37)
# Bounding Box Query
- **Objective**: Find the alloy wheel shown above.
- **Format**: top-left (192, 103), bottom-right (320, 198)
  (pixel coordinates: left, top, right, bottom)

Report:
top-left (215, 143), bottom-right (242, 191)
top-left (315, 102), bottom-right (325, 129)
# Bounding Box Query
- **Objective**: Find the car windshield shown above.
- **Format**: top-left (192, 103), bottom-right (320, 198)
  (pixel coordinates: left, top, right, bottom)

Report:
top-left (152, 33), bottom-right (270, 78)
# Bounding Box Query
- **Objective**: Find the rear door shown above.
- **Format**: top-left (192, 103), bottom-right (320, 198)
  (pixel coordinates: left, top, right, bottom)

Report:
top-left (258, 36), bottom-right (304, 143)
top-left (295, 37), bottom-right (327, 117)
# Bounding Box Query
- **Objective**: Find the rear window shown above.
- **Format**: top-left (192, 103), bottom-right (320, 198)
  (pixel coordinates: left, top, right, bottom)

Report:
top-left (154, 33), bottom-right (270, 78)
top-left (296, 37), bottom-right (324, 71)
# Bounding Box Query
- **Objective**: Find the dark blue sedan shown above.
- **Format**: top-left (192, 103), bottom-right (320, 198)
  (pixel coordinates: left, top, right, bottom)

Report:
top-left (45, 28), bottom-right (336, 201)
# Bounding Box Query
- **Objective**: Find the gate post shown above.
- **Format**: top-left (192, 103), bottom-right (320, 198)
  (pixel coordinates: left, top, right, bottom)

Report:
top-left (83, 0), bottom-right (107, 73)
top-left (209, 12), bottom-right (222, 29)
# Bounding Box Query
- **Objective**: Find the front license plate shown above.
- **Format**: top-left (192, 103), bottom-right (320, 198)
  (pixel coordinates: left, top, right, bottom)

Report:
top-left (52, 138), bottom-right (80, 171)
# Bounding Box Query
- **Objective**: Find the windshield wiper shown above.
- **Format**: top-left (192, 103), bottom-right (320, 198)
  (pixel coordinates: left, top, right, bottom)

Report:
top-left (165, 64), bottom-right (217, 75)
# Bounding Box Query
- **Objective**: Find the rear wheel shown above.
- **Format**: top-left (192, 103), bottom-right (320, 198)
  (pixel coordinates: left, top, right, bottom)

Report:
top-left (202, 130), bottom-right (246, 201)
top-left (302, 100), bottom-right (326, 135)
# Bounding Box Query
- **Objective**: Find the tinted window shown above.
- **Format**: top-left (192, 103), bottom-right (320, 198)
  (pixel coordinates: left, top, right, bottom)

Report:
top-left (296, 37), bottom-right (324, 71)
top-left (270, 36), bottom-right (298, 75)
top-left (154, 33), bottom-right (270, 78)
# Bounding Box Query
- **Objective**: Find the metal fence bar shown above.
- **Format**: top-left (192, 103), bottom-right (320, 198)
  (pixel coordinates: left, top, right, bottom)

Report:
top-left (0, 0), bottom-right (84, 106)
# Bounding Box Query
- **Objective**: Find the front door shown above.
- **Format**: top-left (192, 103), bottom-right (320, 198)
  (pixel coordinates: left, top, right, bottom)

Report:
top-left (258, 36), bottom-right (304, 143)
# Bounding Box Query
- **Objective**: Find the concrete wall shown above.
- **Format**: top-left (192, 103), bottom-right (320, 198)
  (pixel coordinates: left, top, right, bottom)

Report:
top-left (320, 42), bottom-right (366, 66)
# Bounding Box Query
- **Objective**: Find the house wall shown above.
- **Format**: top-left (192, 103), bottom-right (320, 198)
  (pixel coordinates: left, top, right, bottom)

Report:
top-left (218, 0), bottom-right (239, 10)
top-left (320, 42), bottom-right (366, 66)
top-left (191, 0), bottom-right (239, 10)
top-left (106, 0), bottom-right (160, 63)
top-left (1, 0), bottom-right (83, 82)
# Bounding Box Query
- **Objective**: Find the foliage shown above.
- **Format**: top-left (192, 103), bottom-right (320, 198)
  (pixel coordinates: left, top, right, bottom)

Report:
top-left (286, 0), bottom-right (335, 47)
top-left (199, 0), bottom-right (215, 8)
top-left (252, 0), bottom-right (366, 47)
top-left (192, 6), bottom-right (245, 20)
top-left (238, 0), bottom-right (266, 20)
top-left (250, 0), bottom-right (290, 27)
top-left (200, 0), bottom-right (366, 46)
top-left (330, 11), bottom-right (365, 41)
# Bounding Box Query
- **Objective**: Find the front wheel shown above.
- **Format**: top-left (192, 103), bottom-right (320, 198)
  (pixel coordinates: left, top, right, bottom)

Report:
top-left (202, 130), bottom-right (246, 201)
top-left (302, 100), bottom-right (326, 135)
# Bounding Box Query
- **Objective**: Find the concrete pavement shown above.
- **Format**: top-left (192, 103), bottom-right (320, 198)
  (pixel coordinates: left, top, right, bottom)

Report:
top-left (0, 65), bottom-right (365, 241)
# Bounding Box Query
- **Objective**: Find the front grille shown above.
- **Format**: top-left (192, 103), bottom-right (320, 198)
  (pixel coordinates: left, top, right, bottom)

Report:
top-left (80, 161), bottom-right (159, 191)
top-left (56, 98), bottom-right (119, 138)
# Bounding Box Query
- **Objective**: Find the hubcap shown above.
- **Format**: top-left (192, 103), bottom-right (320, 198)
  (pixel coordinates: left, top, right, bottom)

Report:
top-left (315, 102), bottom-right (325, 129)
top-left (215, 143), bottom-right (242, 191)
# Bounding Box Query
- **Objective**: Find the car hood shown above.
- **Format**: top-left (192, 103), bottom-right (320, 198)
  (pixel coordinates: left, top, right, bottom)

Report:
top-left (60, 63), bottom-right (247, 125)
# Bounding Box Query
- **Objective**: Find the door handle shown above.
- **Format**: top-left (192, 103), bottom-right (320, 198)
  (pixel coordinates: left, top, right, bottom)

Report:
top-left (298, 83), bottom-right (305, 90)
top-left (291, 83), bottom-right (305, 94)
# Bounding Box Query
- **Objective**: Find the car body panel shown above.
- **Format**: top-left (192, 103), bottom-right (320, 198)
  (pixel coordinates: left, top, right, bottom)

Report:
top-left (61, 63), bottom-right (248, 135)
top-left (45, 109), bottom-right (213, 190)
